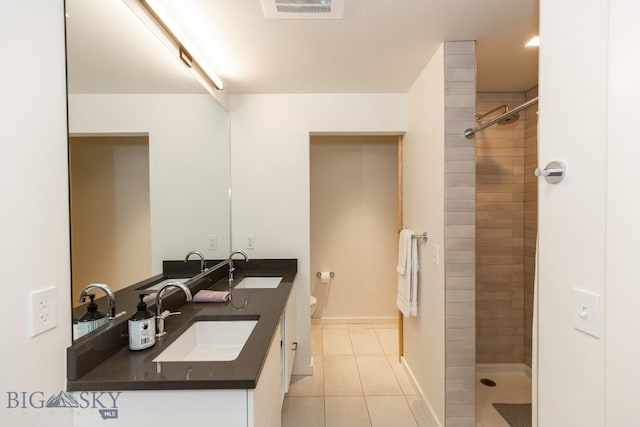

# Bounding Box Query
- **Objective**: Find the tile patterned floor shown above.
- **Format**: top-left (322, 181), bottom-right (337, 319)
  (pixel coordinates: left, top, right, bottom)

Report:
top-left (282, 323), bottom-right (434, 427)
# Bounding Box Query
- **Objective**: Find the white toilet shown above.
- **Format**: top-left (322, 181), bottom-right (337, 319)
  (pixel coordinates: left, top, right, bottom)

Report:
top-left (310, 295), bottom-right (317, 316)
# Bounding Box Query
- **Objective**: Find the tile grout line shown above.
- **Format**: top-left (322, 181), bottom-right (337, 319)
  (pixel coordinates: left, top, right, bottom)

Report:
top-left (347, 324), bottom-right (367, 398)
top-left (348, 325), bottom-right (375, 427)
top-left (321, 326), bottom-right (327, 427)
top-left (372, 324), bottom-right (420, 426)
top-left (376, 324), bottom-right (420, 425)
top-left (296, 323), bottom-right (415, 426)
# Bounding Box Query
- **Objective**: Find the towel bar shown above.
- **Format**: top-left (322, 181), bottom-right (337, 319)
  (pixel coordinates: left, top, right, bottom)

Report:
top-left (397, 230), bottom-right (429, 242)
top-left (412, 232), bottom-right (428, 242)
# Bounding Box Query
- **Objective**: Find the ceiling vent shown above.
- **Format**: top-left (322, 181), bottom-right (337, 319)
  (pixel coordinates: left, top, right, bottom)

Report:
top-left (262, 0), bottom-right (344, 19)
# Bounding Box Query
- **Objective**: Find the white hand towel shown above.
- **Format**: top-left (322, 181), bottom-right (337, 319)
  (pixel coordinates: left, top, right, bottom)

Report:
top-left (397, 229), bottom-right (412, 275)
top-left (397, 229), bottom-right (419, 317)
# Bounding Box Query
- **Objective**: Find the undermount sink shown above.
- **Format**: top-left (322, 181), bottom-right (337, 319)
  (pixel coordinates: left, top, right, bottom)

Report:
top-left (234, 277), bottom-right (282, 289)
top-left (153, 319), bottom-right (258, 362)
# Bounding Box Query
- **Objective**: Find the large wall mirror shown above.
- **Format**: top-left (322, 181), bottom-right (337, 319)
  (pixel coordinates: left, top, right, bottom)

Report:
top-left (66, 0), bottom-right (231, 340)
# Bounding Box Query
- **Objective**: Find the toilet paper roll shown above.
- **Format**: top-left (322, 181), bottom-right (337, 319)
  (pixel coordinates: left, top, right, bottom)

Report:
top-left (319, 272), bottom-right (331, 283)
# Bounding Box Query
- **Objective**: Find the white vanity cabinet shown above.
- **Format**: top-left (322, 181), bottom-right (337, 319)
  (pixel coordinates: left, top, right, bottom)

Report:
top-left (251, 285), bottom-right (298, 427)
top-left (248, 320), bottom-right (283, 427)
top-left (73, 322), bottom-right (284, 427)
top-left (72, 389), bottom-right (249, 426)
top-left (72, 286), bottom-right (297, 427)
top-left (281, 284), bottom-right (298, 394)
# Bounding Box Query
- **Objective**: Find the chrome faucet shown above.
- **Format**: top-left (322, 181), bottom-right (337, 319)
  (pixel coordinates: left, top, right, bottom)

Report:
top-left (79, 283), bottom-right (116, 319)
top-left (227, 250), bottom-right (249, 290)
top-left (185, 250), bottom-right (206, 272)
top-left (155, 281), bottom-right (193, 337)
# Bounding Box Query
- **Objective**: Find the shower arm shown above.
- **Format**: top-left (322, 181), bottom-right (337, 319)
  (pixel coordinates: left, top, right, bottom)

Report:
top-left (476, 104), bottom-right (508, 121)
top-left (464, 97), bottom-right (539, 139)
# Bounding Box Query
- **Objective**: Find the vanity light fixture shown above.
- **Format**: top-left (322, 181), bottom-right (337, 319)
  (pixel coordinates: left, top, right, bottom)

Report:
top-left (525, 36), bottom-right (540, 47)
top-left (124, 0), bottom-right (224, 92)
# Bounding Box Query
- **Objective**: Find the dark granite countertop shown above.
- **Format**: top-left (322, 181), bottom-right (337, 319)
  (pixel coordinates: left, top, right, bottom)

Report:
top-left (67, 260), bottom-right (296, 391)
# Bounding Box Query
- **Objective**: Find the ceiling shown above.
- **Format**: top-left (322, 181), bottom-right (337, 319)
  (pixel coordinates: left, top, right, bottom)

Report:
top-left (66, 0), bottom-right (538, 95)
top-left (66, 0), bottom-right (205, 94)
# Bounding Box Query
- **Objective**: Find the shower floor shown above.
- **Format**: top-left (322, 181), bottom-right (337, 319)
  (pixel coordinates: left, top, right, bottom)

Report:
top-left (476, 363), bottom-right (532, 427)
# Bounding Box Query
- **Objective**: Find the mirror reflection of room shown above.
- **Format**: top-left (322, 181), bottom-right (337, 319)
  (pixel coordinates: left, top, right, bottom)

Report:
top-left (66, 0), bottom-right (231, 340)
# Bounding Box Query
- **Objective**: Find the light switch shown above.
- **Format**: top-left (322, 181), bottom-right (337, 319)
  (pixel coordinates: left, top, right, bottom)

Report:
top-left (573, 288), bottom-right (601, 338)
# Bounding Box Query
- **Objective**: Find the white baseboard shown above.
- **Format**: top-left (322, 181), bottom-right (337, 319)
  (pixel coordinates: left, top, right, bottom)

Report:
top-left (310, 316), bottom-right (396, 325)
top-left (401, 356), bottom-right (443, 427)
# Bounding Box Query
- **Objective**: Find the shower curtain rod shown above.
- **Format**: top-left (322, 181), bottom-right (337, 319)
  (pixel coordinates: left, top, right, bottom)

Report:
top-left (464, 96), bottom-right (539, 139)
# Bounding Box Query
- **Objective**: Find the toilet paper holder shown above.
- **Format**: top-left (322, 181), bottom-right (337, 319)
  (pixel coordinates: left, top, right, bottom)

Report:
top-left (316, 272), bottom-right (335, 279)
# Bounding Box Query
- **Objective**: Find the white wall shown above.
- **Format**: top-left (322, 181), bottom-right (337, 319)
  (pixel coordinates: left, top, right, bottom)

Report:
top-left (539, 2), bottom-right (640, 425)
top-left (69, 94), bottom-right (230, 273)
top-left (402, 45), bottom-right (446, 424)
top-left (229, 94), bottom-right (407, 374)
top-left (310, 136), bottom-right (399, 321)
top-left (605, 0), bottom-right (640, 425)
top-left (113, 140), bottom-right (152, 285)
top-left (538, 0), bottom-right (608, 425)
top-left (0, 2), bottom-right (72, 426)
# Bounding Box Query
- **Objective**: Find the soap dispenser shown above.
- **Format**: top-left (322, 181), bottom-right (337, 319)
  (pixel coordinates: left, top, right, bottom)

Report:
top-left (128, 294), bottom-right (156, 351)
top-left (77, 294), bottom-right (108, 338)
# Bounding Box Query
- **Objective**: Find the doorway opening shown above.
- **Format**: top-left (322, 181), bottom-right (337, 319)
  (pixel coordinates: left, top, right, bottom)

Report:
top-left (309, 134), bottom-right (403, 331)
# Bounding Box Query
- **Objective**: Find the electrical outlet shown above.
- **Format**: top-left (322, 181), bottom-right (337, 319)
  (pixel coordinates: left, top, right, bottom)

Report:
top-left (207, 233), bottom-right (217, 251)
top-left (247, 234), bottom-right (256, 250)
top-left (432, 244), bottom-right (440, 265)
top-left (29, 287), bottom-right (57, 337)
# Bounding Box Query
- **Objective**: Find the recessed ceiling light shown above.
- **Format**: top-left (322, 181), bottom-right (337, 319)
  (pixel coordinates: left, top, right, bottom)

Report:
top-left (525, 36), bottom-right (540, 47)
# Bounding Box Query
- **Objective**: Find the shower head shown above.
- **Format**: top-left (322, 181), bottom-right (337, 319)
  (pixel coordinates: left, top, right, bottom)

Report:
top-left (476, 104), bottom-right (520, 126)
top-left (497, 112), bottom-right (519, 125)
top-left (465, 97), bottom-right (538, 139)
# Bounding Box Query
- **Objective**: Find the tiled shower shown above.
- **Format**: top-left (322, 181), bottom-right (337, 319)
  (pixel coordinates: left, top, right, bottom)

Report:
top-left (475, 90), bottom-right (538, 367)
top-left (443, 41), bottom-right (538, 426)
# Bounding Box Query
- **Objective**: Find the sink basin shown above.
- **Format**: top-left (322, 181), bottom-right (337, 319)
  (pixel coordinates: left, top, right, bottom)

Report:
top-left (234, 277), bottom-right (282, 289)
top-left (153, 319), bottom-right (258, 362)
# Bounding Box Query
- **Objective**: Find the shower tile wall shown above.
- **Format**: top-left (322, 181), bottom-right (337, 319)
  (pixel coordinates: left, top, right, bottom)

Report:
top-left (444, 40), bottom-right (476, 427)
top-left (475, 92), bottom-right (526, 364)
top-left (524, 86), bottom-right (538, 367)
